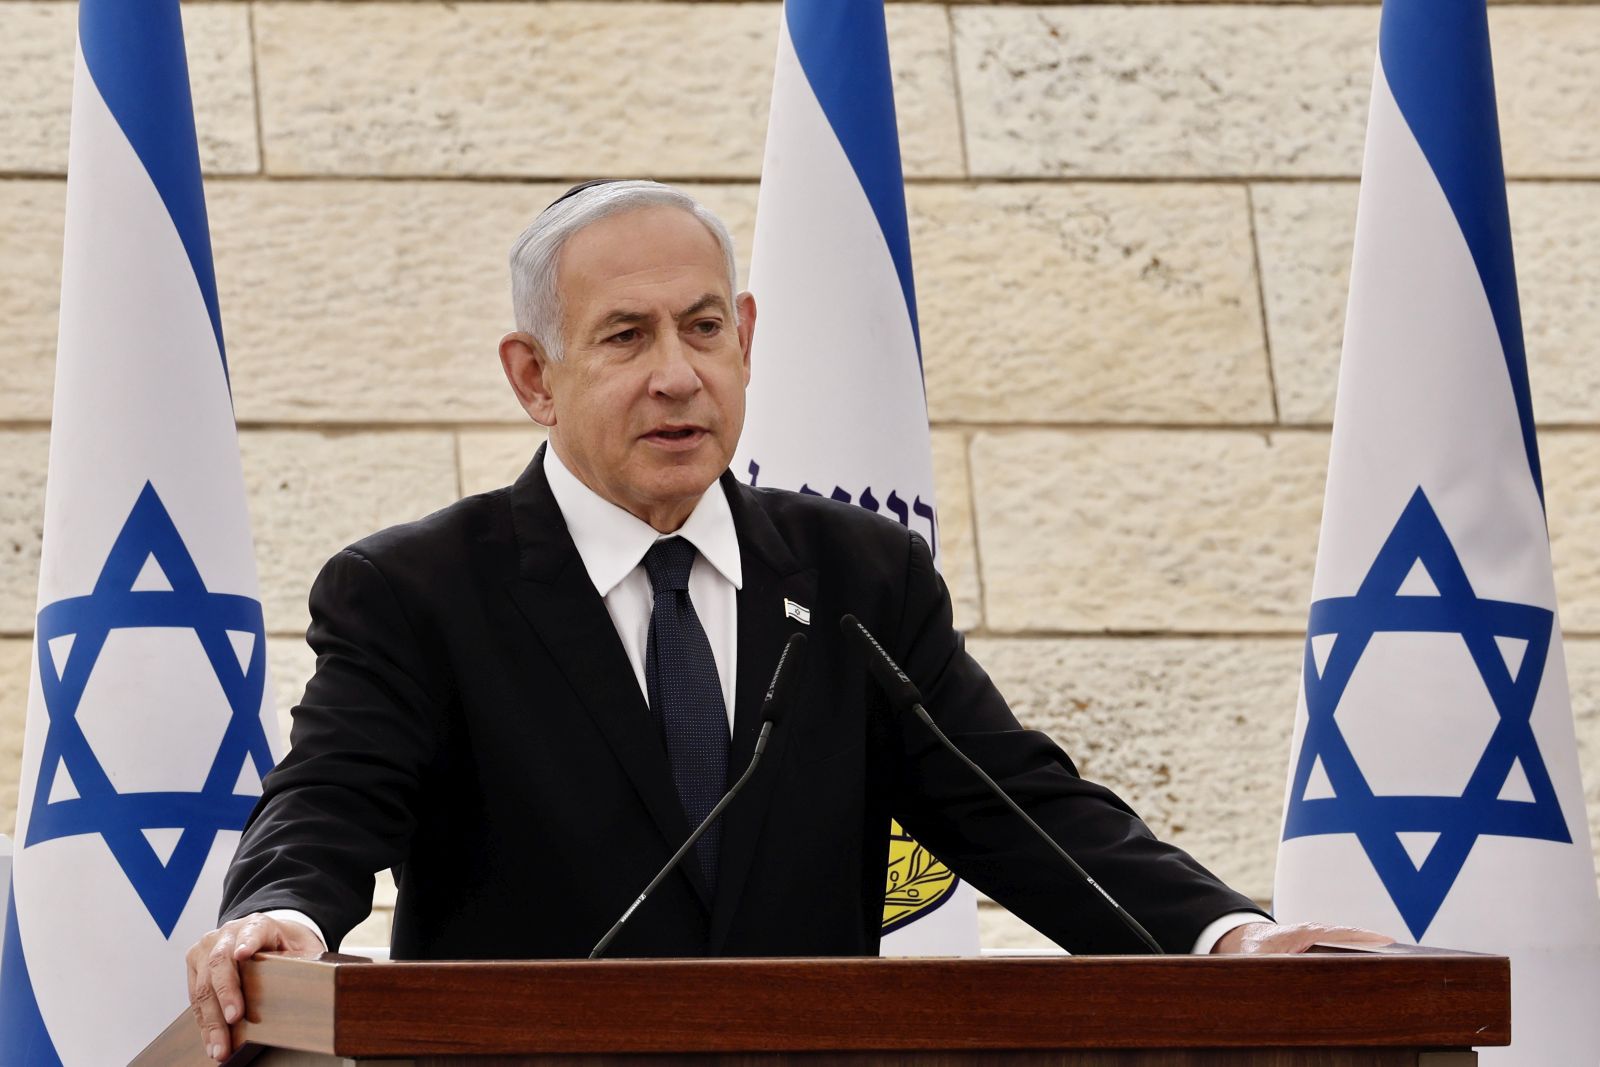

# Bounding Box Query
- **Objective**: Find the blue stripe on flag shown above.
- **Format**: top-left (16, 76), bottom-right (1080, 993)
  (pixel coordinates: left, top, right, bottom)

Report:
top-left (785, 0), bottom-right (923, 362)
top-left (78, 0), bottom-right (228, 380)
top-left (0, 887), bottom-right (65, 1067)
top-left (1379, 0), bottom-right (1543, 505)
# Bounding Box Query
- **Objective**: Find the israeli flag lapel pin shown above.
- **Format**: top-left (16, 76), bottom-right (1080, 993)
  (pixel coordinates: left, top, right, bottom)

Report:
top-left (784, 598), bottom-right (812, 625)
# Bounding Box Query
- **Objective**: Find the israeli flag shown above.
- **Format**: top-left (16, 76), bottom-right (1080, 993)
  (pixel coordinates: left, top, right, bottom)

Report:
top-left (1272, 3), bottom-right (1600, 1061)
top-left (0, 2), bottom-right (281, 1062)
top-left (734, 0), bottom-right (979, 956)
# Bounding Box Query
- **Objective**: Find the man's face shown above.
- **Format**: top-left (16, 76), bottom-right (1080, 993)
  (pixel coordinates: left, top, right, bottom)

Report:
top-left (526, 205), bottom-right (754, 530)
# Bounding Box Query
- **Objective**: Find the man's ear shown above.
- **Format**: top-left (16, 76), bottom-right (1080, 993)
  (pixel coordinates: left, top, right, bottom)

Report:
top-left (499, 332), bottom-right (558, 426)
top-left (735, 292), bottom-right (757, 384)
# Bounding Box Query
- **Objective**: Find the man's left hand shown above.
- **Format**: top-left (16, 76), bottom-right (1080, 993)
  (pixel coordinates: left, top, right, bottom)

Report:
top-left (1212, 921), bottom-right (1393, 954)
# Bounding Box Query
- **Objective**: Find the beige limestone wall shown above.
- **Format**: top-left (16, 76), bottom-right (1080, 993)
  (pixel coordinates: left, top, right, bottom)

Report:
top-left (2, 0), bottom-right (1599, 952)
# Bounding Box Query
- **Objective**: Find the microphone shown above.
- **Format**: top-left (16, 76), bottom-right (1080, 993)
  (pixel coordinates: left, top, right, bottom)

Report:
top-left (838, 614), bottom-right (1164, 955)
top-left (589, 631), bottom-right (808, 959)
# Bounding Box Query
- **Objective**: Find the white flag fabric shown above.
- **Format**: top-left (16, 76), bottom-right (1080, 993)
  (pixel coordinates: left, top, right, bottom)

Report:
top-left (1272, 3), bottom-right (1600, 1061)
top-left (0, 2), bottom-right (281, 1062)
top-left (734, 0), bottom-right (979, 956)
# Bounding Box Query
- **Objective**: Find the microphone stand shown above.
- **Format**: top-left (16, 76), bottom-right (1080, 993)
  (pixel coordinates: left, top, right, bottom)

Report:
top-left (589, 720), bottom-right (776, 959)
top-left (589, 632), bottom-right (807, 959)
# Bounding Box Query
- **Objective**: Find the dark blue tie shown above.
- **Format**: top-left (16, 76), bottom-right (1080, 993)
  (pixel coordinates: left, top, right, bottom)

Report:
top-left (643, 537), bottom-right (729, 896)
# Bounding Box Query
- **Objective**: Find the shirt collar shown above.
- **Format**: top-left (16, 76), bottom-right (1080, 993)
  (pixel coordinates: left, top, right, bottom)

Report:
top-left (543, 443), bottom-right (743, 596)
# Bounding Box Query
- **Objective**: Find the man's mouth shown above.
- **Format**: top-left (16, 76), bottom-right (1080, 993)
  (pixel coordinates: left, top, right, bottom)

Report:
top-left (644, 425), bottom-right (707, 446)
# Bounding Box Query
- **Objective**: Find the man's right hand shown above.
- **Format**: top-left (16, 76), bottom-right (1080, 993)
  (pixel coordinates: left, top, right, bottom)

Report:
top-left (185, 914), bottom-right (326, 1062)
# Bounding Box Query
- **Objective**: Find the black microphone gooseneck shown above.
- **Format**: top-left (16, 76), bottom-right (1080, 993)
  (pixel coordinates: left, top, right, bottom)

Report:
top-left (589, 632), bottom-right (809, 959)
top-left (838, 614), bottom-right (1164, 955)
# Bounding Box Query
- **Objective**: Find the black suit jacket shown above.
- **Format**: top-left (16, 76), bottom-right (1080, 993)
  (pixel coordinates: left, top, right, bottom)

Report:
top-left (222, 449), bottom-right (1262, 957)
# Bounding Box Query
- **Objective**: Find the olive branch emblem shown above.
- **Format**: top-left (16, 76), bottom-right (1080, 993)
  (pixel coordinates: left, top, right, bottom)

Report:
top-left (882, 819), bottom-right (959, 933)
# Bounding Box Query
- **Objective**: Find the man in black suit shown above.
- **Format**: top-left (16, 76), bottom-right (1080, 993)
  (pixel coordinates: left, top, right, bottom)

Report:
top-left (186, 180), bottom-right (1378, 1062)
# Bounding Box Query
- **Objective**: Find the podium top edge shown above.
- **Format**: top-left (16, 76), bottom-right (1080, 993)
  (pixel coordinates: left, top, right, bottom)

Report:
top-left (290, 944), bottom-right (1505, 968)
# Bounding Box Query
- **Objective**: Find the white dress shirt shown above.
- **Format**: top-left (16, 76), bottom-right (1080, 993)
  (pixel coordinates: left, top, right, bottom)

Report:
top-left (541, 443), bottom-right (742, 726)
top-left (267, 444), bottom-right (1257, 953)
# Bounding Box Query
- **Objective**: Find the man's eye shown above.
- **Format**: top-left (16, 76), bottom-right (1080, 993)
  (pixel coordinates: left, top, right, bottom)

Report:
top-left (692, 320), bottom-right (722, 336)
top-left (607, 328), bottom-right (640, 344)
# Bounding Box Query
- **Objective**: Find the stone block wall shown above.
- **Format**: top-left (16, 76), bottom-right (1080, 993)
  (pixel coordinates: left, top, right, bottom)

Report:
top-left (2, 0), bottom-right (1598, 950)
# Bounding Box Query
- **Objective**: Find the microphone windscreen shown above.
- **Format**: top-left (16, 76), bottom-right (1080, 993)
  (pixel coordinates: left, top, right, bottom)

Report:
top-left (839, 614), bottom-right (924, 712)
top-left (760, 632), bottom-right (808, 725)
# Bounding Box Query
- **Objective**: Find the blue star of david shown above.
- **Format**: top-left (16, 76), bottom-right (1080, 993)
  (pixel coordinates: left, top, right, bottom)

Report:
top-left (27, 482), bottom-right (275, 937)
top-left (1282, 487), bottom-right (1569, 939)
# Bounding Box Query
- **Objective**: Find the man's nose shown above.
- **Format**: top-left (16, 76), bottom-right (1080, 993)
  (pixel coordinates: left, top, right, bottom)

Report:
top-left (649, 334), bottom-right (702, 397)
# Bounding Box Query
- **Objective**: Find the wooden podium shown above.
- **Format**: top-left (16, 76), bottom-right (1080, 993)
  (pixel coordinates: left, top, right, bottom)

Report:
top-left (135, 946), bottom-right (1508, 1066)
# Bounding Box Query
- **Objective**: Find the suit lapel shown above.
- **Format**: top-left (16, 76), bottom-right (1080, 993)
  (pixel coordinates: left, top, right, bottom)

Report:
top-left (501, 447), bottom-right (709, 906)
top-left (710, 475), bottom-right (816, 950)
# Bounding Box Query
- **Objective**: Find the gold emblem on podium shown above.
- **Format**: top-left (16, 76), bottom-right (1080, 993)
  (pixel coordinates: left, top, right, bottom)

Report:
top-left (882, 819), bottom-right (959, 933)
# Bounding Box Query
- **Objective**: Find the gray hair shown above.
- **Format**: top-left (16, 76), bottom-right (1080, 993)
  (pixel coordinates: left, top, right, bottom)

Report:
top-left (508, 181), bottom-right (740, 362)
